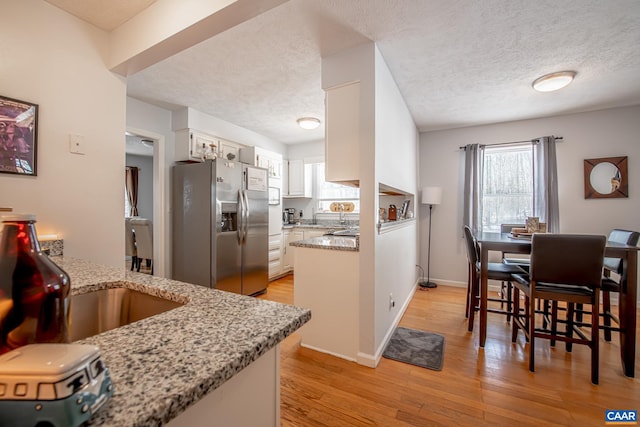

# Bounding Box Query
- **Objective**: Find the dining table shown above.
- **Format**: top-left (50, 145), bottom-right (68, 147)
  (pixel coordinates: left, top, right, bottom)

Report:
top-left (476, 231), bottom-right (639, 377)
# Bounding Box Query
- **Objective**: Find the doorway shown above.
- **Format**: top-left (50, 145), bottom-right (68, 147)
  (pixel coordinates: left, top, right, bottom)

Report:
top-left (125, 127), bottom-right (167, 277)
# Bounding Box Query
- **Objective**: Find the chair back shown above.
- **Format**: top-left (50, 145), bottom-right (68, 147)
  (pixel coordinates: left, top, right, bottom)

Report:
top-left (604, 229), bottom-right (640, 274)
top-left (125, 217), bottom-right (136, 257)
top-left (131, 218), bottom-right (153, 260)
top-left (530, 234), bottom-right (606, 287)
top-left (500, 224), bottom-right (524, 233)
top-left (463, 226), bottom-right (479, 266)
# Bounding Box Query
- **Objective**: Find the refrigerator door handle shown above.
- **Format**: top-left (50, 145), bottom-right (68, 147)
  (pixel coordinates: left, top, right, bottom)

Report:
top-left (237, 190), bottom-right (245, 244)
top-left (242, 190), bottom-right (250, 243)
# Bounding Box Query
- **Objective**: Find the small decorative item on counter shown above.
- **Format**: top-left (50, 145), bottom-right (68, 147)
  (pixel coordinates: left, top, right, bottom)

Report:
top-left (0, 343), bottom-right (115, 427)
top-left (525, 216), bottom-right (540, 233)
top-left (0, 214), bottom-right (71, 355)
top-left (378, 208), bottom-right (386, 223)
top-left (388, 204), bottom-right (397, 221)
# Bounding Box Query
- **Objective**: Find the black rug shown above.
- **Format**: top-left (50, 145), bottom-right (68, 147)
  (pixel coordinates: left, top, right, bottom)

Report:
top-left (382, 327), bottom-right (445, 370)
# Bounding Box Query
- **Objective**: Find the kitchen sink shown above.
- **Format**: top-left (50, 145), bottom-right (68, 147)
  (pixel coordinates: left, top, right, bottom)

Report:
top-left (69, 287), bottom-right (184, 341)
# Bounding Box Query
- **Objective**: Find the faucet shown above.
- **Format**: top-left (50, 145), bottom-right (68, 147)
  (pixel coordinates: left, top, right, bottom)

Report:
top-left (338, 203), bottom-right (346, 226)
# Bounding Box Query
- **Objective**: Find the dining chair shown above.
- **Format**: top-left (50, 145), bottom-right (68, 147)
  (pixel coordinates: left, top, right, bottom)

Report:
top-left (510, 233), bottom-right (606, 384)
top-left (601, 229), bottom-right (640, 341)
top-left (572, 229), bottom-right (640, 341)
top-left (463, 226), bottom-right (525, 331)
top-left (125, 217), bottom-right (137, 271)
top-left (131, 218), bottom-right (153, 274)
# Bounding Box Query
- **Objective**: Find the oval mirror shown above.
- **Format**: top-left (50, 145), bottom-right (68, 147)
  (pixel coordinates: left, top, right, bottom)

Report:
top-left (590, 162), bottom-right (620, 195)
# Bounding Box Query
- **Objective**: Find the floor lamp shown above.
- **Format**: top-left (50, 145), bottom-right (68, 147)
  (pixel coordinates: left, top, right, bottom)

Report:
top-left (420, 186), bottom-right (442, 288)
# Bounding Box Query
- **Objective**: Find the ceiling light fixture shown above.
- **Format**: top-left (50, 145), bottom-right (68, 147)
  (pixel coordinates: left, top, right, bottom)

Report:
top-left (532, 71), bottom-right (576, 92)
top-left (297, 117), bottom-right (321, 130)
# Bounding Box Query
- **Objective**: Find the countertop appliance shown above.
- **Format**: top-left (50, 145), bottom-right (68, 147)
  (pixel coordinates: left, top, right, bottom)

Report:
top-left (283, 208), bottom-right (296, 224)
top-left (172, 159), bottom-right (269, 296)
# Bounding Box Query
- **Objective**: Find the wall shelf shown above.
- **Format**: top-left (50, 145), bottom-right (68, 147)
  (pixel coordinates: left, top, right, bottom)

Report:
top-left (377, 218), bottom-right (415, 234)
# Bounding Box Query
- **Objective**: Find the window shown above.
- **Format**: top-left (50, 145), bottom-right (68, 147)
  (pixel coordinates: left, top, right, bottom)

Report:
top-left (481, 144), bottom-right (532, 232)
top-left (315, 163), bottom-right (360, 213)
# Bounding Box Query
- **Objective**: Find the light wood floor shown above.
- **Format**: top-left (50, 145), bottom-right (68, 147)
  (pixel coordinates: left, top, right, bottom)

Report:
top-left (259, 275), bottom-right (640, 426)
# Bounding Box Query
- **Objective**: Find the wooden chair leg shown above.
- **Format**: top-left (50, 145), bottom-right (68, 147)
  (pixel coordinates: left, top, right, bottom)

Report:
top-left (468, 273), bottom-right (478, 332)
top-left (511, 287), bottom-right (520, 342)
top-left (465, 264), bottom-right (471, 319)
top-left (603, 290), bottom-right (612, 342)
top-left (591, 296), bottom-right (600, 385)
top-left (506, 282), bottom-right (512, 322)
top-left (550, 301), bottom-right (558, 347)
top-left (566, 303), bottom-right (574, 352)
top-left (528, 293), bottom-right (536, 372)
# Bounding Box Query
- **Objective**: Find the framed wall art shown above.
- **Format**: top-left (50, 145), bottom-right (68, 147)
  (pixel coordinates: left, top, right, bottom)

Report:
top-left (0, 95), bottom-right (38, 176)
top-left (584, 156), bottom-right (628, 199)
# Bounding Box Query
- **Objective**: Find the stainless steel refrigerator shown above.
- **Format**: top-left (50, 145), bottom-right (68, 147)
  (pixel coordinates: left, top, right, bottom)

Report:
top-left (172, 158), bottom-right (268, 295)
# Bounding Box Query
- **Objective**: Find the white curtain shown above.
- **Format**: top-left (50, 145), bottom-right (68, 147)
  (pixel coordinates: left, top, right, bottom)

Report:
top-left (532, 136), bottom-right (560, 232)
top-left (463, 144), bottom-right (483, 232)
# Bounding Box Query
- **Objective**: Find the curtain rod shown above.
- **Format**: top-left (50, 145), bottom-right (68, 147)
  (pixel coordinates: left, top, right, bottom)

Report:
top-left (459, 135), bottom-right (563, 150)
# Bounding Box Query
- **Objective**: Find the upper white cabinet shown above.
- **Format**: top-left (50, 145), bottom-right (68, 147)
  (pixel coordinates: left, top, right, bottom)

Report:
top-left (284, 160), bottom-right (312, 198)
top-left (175, 129), bottom-right (243, 162)
top-left (325, 82), bottom-right (360, 186)
top-left (239, 146), bottom-right (282, 181)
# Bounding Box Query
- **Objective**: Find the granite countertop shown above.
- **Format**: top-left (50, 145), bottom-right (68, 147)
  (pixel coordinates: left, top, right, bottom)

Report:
top-left (53, 257), bottom-right (311, 426)
top-left (290, 235), bottom-right (359, 252)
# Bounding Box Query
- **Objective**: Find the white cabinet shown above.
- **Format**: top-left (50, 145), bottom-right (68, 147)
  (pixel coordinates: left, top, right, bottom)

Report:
top-left (240, 146), bottom-right (282, 179)
top-left (175, 129), bottom-right (242, 162)
top-left (282, 230), bottom-right (304, 272)
top-left (268, 234), bottom-right (283, 280)
top-left (325, 82), bottom-right (360, 185)
top-left (283, 160), bottom-right (312, 198)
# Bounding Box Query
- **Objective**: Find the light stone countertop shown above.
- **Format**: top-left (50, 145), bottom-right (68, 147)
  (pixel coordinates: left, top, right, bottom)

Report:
top-left (52, 257), bottom-right (310, 426)
top-left (290, 235), bottom-right (359, 252)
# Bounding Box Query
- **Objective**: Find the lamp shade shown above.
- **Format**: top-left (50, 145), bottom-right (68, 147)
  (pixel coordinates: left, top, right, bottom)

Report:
top-left (421, 186), bottom-right (442, 205)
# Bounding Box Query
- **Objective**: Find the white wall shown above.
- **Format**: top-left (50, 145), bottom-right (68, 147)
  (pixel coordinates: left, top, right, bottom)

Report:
top-left (373, 46), bottom-right (419, 357)
top-left (419, 105), bottom-right (640, 291)
top-left (0, 0), bottom-right (126, 267)
top-left (321, 43), bottom-right (419, 365)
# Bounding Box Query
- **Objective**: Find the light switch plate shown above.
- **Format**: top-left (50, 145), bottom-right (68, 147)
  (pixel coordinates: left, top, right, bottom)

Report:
top-left (69, 134), bottom-right (85, 155)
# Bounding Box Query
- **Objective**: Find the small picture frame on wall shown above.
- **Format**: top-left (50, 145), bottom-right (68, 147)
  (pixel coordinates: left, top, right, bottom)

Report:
top-left (0, 95), bottom-right (38, 176)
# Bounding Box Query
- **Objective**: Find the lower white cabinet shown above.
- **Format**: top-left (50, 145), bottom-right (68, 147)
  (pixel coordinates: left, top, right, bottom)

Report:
top-left (282, 230), bottom-right (304, 272)
top-left (268, 234), bottom-right (282, 280)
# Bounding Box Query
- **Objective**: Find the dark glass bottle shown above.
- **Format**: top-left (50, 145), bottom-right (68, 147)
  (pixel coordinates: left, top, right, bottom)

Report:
top-left (0, 214), bottom-right (70, 354)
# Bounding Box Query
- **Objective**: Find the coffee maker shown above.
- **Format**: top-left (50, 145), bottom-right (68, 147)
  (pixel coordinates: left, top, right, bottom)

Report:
top-left (283, 208), bottom-right (296, 224)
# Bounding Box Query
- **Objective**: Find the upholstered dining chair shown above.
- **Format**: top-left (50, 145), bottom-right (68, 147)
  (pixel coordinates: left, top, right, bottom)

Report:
top-left (131, 218), bottom-right (153, 274)
top-left (125, 217), bottom-right (137, 271)
top-left (463, 226), bottom-right (525, 331)
top-left (601, 229), bottom-right (640, 341)
top-left (510, 233), bottom-right (606, 384)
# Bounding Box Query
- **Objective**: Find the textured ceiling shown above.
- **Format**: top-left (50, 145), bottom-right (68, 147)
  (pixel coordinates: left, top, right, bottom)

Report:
top-left (54, 0), bottom-right (640, 145)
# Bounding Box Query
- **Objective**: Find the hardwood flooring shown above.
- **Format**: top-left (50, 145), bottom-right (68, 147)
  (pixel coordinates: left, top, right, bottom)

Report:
top-left (259, 275), bottom-right (640, 426)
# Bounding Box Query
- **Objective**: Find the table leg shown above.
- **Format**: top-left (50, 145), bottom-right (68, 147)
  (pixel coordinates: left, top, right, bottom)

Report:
top-left (480, 245), bottom-right (489, 347)
top-left (619, 250), bottom-right (637, 377)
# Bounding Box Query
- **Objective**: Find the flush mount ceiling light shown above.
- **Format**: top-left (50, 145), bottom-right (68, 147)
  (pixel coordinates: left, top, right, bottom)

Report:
top-left (297, 117), bottom-right (321, 130)
top-left (532, 71), bottom-right (577, 92)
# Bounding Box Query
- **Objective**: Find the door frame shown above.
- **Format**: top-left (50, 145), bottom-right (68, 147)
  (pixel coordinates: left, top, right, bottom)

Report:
top-left (126, 126), bottom-right (167, 277)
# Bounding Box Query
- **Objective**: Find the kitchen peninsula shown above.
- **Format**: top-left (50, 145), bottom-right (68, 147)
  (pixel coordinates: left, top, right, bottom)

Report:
top-left (55, 257), bottom-right (310, 426)
top-left (291, 235), bottom-right (359, 362)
